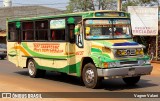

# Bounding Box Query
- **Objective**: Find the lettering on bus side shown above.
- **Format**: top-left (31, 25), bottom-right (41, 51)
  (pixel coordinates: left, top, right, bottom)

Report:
top-left (33, 43), bottom-right (63, 53)
top-left (76, 51), bottom-right (84, 55)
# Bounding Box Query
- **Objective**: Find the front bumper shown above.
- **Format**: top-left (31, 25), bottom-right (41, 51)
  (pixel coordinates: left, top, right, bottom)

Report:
top-left (97, 65), bottom-right (153, 78)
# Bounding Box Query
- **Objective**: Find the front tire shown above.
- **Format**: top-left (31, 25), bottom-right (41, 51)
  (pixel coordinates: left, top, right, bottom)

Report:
top-left (27, 59), bottom-right (46, 78)
top-left (82, 63), bottom-right (102, 89)
top-left (123, 76), bottom-right (140, 85)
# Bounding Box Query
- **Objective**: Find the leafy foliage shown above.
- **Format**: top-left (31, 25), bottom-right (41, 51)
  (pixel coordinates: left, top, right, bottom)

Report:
top-left (66, 0), bottom-right (159, 12)
top-left (66, 0), bottom-right (117, 13)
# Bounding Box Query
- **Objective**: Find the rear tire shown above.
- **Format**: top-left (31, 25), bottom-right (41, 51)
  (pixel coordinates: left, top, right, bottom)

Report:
top-left (123, 76), bottom-right (140, 85)
top-left (27, 59), bottom-right (46, 78)
top-left (82, 63), bottom-right (102, 89)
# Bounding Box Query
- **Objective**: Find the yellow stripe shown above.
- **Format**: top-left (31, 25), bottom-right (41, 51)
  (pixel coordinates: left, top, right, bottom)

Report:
top-left (106, 40), bottom-right (128, 44)
top-left (92, 45), bottom-right (102, 49)
top-left (14, 46), bottom-right (30, 56)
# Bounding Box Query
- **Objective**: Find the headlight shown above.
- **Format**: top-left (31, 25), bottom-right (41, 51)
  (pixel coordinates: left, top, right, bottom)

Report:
top-left (116, 49), bottom-right (144, 57)
top-left (116, 50), bottom-right (127, 56)
top-left (136, 49), bottom-right (144, 55)
top-left (121, 50), bottom-right (127, 55)
top-left (116, 50), bottom-right (121, 55)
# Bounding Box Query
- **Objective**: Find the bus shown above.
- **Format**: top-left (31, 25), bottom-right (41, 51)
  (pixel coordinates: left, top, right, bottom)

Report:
top-left (7, 10), bottom-right (153, 88)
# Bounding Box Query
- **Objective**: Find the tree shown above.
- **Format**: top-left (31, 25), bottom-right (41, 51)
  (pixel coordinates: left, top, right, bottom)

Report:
top-left (66, 0), bottom-right (117, 13)
top-left (122, 0), bottom-right (139, 11)
top-left (122, 0), bottom-right (159, 11)
top-left (66, 0), bottom-right (159, 13)
top-left (140, 0), bottom-right (158, 6)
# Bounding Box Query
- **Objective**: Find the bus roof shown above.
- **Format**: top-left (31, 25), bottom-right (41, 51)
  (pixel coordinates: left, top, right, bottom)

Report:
top-left (8, 10), bottom-right (129, 22)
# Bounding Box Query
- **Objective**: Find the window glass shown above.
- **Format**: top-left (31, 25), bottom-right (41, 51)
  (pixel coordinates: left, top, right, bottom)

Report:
top-left (85, 19), bottom-right (132, 40)
top-left (85, 19), bottom-right (112, 39)
top-left (22, 21), bottom-right (34, 41)
top-left (113, 19), bottom-right (131, 39)
top-left (35, 20), bottom-right (48, 40)
top-left (51, 29), bottom-right (65, 41)
top-left (36, 30), bottom-right (48, 40)
top-left (36, 20), bottom-right (48, 29)
top-left (23, 30), bottom-right (34, 40)
top-left (50, 19), bottom-right (66, 41)
top-left (8, 23), bottom-right (17, 41)
top-left (22, 22), bottom-right (33, 30)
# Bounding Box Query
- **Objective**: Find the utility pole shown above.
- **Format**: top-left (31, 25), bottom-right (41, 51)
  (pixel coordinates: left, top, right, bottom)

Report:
top-left (117, 0), bottom-right (122, 11)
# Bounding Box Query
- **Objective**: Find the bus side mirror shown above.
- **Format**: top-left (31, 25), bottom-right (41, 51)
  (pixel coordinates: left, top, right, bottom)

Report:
top-left (74, 24), bottom-right (80, 35)
top-left (76, 34), bottom-right (83, 48)
top-left (74, 24), bottom-right (83, 48)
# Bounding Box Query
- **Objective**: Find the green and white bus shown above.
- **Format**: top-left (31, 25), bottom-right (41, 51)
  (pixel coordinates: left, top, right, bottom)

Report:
top-left (7, 10), bottom-right (153, 88)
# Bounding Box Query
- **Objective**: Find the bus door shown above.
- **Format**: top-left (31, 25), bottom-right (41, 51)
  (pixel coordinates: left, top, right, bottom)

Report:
top-left (65, 17), bottom-right (82, 75)
top-left (66, 24), bottom-right (76, 74)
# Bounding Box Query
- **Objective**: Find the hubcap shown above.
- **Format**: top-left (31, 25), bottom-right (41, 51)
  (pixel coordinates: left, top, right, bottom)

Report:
top-left (28, 61), bottom-right (35, 76)
top-left (85, 68), bottom-right (95, 83)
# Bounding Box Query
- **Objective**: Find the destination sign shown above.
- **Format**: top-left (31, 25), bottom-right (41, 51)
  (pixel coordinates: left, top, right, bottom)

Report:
top-left (95, 12), bottom-right (126, 17)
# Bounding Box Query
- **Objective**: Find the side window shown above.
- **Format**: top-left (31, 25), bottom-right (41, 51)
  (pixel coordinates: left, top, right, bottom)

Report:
top-left (51, 29), bottom-right (65, 41)
top-left (8, 23), bottom-right (17, 41)
top-left (35, 20), bottom-right (48, 40)
top-left (22, 22), bottom-right (34, 41)
top-left (50, 19), bottom-right (66, 41)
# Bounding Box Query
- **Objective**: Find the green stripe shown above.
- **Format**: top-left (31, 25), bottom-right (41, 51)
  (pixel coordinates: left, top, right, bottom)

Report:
top-left (35, 61), bottom-right (81, 77)
top-left (91, 48), bottom-right (102, 53)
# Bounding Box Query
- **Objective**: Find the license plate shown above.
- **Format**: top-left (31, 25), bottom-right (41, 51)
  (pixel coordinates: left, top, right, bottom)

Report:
top-left (128, 68), bottom-right (135, 76)
top-left (130, 49), bottom-right (136, 55)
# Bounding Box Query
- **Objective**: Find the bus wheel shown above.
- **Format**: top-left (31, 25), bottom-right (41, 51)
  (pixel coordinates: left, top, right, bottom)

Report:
top-left (82, 63), bottom-right (102, 89)
top-left (27, 59), bottom-right (46, 78)
top-left (123, 76), bottom-right (140, 85)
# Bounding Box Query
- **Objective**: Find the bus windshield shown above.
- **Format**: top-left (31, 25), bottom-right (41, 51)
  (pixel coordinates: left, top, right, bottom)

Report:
top-left (85, 19), bottom-right (132, 40)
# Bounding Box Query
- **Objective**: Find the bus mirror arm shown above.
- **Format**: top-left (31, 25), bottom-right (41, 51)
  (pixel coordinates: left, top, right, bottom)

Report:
top-left (74, 24), bottom-right (81, 35)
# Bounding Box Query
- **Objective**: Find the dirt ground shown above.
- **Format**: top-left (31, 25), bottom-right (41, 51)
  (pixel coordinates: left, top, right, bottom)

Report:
top-left (0, 62), bottom-right (159, 101)
top-left (151, 63), bottom-right (160, 76)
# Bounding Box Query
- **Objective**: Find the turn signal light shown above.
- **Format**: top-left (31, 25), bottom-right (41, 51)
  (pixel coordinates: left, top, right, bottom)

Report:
top-left (103, 62), bottom-right (108, 68)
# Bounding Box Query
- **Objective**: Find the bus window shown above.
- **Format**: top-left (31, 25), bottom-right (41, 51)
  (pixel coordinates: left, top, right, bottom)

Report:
top-left (51, 29), bottom-right (65, 41)
top-left (22, 22), bottom-right (34, 41)
top-left (8, 23), bottom-right (17, 41)
top-left (23, 31), bottom-right (34, 40)
top-left (114, 28), bottom-right (123, 35)
top-left (22, 22), bottom-right (33, 30)
top-left (35, 20), bottom-right (48, 40)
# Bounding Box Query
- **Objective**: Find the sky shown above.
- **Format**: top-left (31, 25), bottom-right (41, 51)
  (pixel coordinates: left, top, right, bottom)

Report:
top-left (0, 0), bottom-right (69, 10)
top-left (0, 0), bottom-right (160, 10)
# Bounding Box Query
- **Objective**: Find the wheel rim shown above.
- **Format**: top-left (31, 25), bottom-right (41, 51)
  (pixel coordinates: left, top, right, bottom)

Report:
top-left (85, 68), bottom-right (95, 83)
top-left (28, 61), bottom-right (35, 76)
